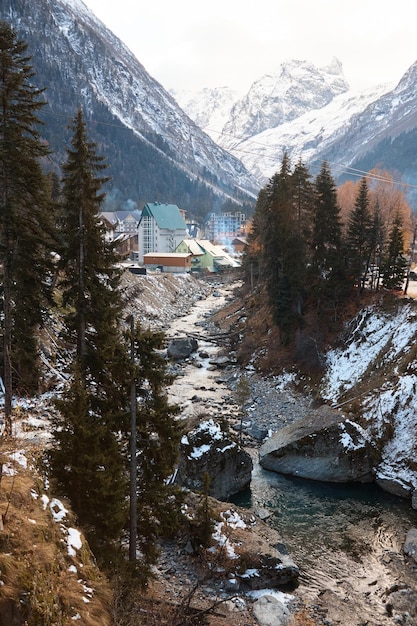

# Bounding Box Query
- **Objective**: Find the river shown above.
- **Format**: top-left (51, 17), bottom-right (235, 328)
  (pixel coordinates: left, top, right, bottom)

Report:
top-left (165, 277), bottom-right (417, 625)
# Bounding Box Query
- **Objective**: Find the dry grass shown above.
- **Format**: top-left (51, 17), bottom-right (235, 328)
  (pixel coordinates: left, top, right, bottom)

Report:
top-left (0, 442), bottom-right (112, 626)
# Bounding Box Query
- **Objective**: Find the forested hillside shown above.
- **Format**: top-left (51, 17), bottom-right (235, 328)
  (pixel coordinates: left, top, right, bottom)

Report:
top-left (242, 155), bottom-right (413, 355)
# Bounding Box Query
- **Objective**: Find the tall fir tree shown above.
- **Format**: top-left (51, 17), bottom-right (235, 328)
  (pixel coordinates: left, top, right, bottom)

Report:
top-left (263, 154), bottom-right (310, 343)
top-left (381, 212), bottom-right (408, 290)
top-left (50, 109), bottom-right (129, 560)
top-left (0, 22), bottom-right (54, 433)
top-left (129, 321), bottom-right (181, 568)
top-left (346, 177), bottom-right (372, 294)
top-left (311, 161), bottom-right (349, 318)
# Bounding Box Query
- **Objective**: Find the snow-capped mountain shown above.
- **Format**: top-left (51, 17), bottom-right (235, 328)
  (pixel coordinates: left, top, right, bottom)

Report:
top-left (173, 56), bottom-right (417, 207)
top-left (174, 58), bottom-right (349, 147)
top-left (234, 83), bottom-right (391, 182)
top-left (171, 86), bottom-right (240, 145)
top-left (1, 0), bottom-right (258, 217)
top-left (311, 61), bottom-right (417, 175)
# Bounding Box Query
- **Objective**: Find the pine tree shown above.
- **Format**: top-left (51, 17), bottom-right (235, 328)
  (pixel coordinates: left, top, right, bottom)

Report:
top-left (311, 161), bottom-right (349, 318)
top-left (58, 109), bottom-right (128, 421)
top-left (381, 212), bottom-right (408, 290)
top-left (346, 177), bottom-right (372, 293)
top-left (50, 109), bottom-right (129, 560)
top-left (263, 155), bottom-right (307, 342)
top-left (0, 22), bottom-right (53, 433)
top-left (129, 321), bottom-right (182, 566)
top-left (50, 366), bottom-right (128, 555)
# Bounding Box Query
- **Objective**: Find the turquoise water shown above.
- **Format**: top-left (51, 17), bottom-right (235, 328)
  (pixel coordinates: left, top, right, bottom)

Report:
top-left (231, 459), bottom-right (417, 588)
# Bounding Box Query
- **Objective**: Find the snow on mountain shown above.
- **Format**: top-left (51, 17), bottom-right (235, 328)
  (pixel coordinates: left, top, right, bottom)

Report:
top-left (221, 58), bottom-right (349, 148)
top-left (175, 57), bottom-right (395, 183)
top-left (171, 86), bottom-right (240, 145)
top-left (234, 83), bottom-right (392, 182)
top-left (311, 61), bottom-right (417, 172)
top-left (4, 0), bottom-right (258, 210)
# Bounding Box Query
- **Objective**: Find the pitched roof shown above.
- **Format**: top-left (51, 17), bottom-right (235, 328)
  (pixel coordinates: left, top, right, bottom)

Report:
top-left (178, 239), bottom-right (205, 256)
top-left (142, 202), bottom-right (187, 230)
top-left (114, 210), bottom-right (142, 222)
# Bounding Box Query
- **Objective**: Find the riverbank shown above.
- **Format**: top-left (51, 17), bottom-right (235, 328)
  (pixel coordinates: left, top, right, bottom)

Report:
top-left (146, 271), bottom-right (417, 626)
top-left (118, 270), bottom-right (417, 625)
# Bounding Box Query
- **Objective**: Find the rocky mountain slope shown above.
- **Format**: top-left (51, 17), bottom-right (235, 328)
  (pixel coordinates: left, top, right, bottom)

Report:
top-left (2, 0), bottom-right (258, 218)
top-left (174, 56), bottom-right (417, 209)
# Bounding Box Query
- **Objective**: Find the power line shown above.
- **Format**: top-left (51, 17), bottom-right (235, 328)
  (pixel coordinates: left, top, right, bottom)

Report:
top-left (40, 89), bottom-right (417, 191)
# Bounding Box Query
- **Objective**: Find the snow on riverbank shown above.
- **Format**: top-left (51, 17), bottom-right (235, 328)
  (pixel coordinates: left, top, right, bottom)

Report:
top-left (321, 300), bottom-right (417, 498)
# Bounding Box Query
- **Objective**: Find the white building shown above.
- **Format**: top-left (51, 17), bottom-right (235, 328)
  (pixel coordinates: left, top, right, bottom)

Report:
top-left (137, 202), bottom-right (188, 263)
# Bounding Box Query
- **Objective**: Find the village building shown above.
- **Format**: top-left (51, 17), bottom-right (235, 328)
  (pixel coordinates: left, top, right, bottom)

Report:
top-left (142, 252), bottom-right (192, 273)
top-left (175, 239), bottom-right (240, 273)
top-left (137, 202), bottom-right (188, 263)
top-left (204, 211), bottom-right (246, 244)
top-left (98, 210), bottom-right (141, 258)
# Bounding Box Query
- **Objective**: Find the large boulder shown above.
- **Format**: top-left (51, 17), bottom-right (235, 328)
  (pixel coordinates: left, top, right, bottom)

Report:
top-left (259, 405), bottom-right (376, 483)
top-left (167, 336), bottom-right (198, 360)
top-left (175, 418), bottom-right (253, 500)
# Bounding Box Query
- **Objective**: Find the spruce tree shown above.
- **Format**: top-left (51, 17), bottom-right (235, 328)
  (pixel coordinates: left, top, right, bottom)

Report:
top-left (50, 109), bottom-right (129, 560)
top-left (129, 321), bottom-right (181, 566)
top-left (346, 178), bottom-right (372, 293)
top-left (262, 155), bottom-right (305, 342)
top-left (0, 22), bottom-right (53, 433)
top-left (381, 212), bottom-right (407, 290)
top-left (311, 161), bottom-right (349, 318)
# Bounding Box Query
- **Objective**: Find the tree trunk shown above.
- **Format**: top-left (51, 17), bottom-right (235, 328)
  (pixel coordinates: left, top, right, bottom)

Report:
top-left (3, 255), bottom-right (12, 436)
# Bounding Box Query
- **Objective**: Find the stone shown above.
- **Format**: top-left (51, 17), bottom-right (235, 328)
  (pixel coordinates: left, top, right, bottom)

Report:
top-left (252, 594), bottom-right (292, 626)
top-left (404, 528), bottom-right (417, 563)
top-left (412, 489), bottom-right (417, 510)
top-left (375, 476), bottom-right (413, 498)
top-left (237, 554), bottom-right (299, 591)
top-left (175, 418), bottom-right (253, 500)
top-left (259, 406), bottom-right (375, 483)
top-left (167, 337), bottom-right (198, 361)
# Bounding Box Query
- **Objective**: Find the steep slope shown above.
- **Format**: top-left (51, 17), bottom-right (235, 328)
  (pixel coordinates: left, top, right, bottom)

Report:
top-left (235, 84), bottom-right (390, 182)
top-left (220, 58), bottom-right (349, 149)
top-left (1, 0), bottom-right (258, 218)
top-left (312, 62), bottom-right (417, 205)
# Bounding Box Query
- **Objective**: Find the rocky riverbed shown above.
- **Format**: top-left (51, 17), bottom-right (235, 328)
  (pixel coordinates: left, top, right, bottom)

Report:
top-left (125, 270), bottom-right (417, 626)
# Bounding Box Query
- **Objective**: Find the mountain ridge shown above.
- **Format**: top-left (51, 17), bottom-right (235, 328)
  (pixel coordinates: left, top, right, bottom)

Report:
top-left (174, 57), bottom-right (417, 208)
top-left (2, 0), bottom-right (258, 220)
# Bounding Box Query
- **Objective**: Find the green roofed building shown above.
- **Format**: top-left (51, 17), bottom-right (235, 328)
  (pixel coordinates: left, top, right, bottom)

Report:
top-left (138, 202), bottom-right (188, 263)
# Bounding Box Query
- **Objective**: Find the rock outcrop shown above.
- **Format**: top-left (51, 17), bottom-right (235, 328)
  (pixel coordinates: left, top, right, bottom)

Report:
top-left (167, 336), bottom-right (198, 360)
top-left (175, 418), bottom-right (253, 500)
top-left (259, 405), bottom-right (376, 483)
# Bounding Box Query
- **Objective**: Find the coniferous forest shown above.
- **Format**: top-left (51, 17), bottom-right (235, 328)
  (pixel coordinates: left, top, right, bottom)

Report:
top-left (0, 21), bottom-right (181, 580)
top-left (243, 155), bottom-right (412, 349)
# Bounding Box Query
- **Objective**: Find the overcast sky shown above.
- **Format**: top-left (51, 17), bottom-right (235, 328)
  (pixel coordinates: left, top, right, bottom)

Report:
top-left (82, 0), bottom-right (417, 95)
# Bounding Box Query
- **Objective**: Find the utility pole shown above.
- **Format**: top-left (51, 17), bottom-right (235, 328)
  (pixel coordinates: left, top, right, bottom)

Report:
top-left (127, 315), bottom-right (137, 561)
